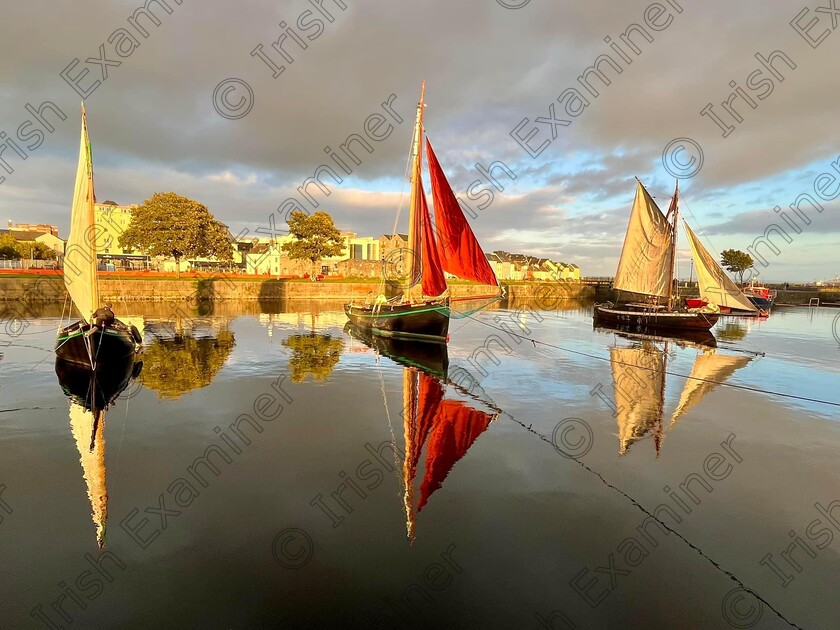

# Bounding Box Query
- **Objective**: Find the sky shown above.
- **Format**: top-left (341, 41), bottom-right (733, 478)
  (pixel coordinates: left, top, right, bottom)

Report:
top-left (0, 0), bottom-right (838, 281)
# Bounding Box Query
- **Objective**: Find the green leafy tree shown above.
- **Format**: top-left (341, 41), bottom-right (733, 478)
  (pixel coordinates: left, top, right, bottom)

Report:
top-left (18, 241), bottom-right (57, 260)
top-left (720, 249), bottom-right (754, 285)
top-left (0, 234), bottom-right (22, 260)
top-left (118, 192), bottom-right (233, 277)
top-left (282, 333), bottom-right (343, 383)
top-left (281, 211), bottom-right (344, 279)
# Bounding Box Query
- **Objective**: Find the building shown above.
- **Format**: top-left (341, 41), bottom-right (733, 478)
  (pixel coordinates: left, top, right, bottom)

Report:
top-left (485, 250), bottom-right (580, 282)
top-left (0, 227), bottom-right (65, 257)
top-left (94, 202), bottom-right (136, 255)
top-left (6, 221), bottom-right (59, 237)
top-left (380, 233), bottom-right (408, 259)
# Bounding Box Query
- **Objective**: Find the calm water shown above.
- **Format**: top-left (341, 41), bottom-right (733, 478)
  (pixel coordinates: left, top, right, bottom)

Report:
top-left (1, 300), bottom-right (838, 629)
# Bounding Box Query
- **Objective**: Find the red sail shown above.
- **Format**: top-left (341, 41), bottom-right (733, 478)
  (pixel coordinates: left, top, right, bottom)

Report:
top-left (426, 140), bottom-right (498, 287)
top-left (419, 176), bottom-right (448, 297)
top-left (417, 399), bottom-right (494, 511)
top-left (408, 371), bottom-right (445, 475)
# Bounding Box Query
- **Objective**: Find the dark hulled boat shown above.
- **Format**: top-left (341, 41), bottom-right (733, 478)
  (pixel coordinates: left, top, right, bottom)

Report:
top-left (345, 82), bottom-right (500, 343)
top-left (344, 321), bottom-right (449, 378)
top-left (594, 179), bottom-right (719, 333)
top-left (56, 104), bottom-right (141, 368)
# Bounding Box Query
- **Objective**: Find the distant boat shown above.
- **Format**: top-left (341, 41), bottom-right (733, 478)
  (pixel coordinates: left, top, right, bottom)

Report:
top-left (345, 82), bottom-right (500, 343)
top-left (594, 179), bottom-right (720, 332)
top-left (682, 224), bottom-right (766, 317)
top-left (741, 280), bottom-right (775, 312)
top-left (55, 105), bottom-right (141, 368)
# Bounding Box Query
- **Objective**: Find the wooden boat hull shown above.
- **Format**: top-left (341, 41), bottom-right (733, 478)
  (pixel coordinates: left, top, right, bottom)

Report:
top-left (344, 322), bottom-right (449, 378)
top-left (594, 304), bottom-right (718, 332)
top-left (344, 300), bottom-right (450, 343)
top-left (593, 323), bottom-right (717, 348)
top-left (55, 320), bottom-right (141, 368)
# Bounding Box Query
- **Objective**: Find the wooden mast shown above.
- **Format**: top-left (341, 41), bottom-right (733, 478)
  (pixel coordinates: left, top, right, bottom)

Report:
top-left (666, 179), bottom-right (679, 311)
top-left (404, 81), bottom-right (426, 302)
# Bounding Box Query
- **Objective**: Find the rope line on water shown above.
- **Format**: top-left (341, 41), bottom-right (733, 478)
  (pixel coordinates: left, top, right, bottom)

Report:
top-left (462, 312), bottom-right (840, 408)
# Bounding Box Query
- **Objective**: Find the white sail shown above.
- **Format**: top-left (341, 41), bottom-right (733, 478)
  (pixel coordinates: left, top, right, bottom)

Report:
top-left (610, 344), bottom-right (665, 454)
top-left (670, 349), bottom-right (751, 426)
top-left (64, 105), bottom-right (100, 322)
top-left (69, 403), bottom-right (107, 548)
top-left (684, 223), bottom-right (757, 312)
top-left (613, 181), bottom-right (673, 298)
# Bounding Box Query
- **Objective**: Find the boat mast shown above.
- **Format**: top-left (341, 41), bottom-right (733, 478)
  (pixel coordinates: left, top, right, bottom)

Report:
top-left (404, 81), bottom-right (426, 302)
top-left (666, 179), bottom-right (679, 310)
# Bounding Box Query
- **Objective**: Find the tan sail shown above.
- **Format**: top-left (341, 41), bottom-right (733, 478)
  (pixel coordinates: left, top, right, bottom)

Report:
top-left (670, 349), bottom-right (751, 426)
top-left (610, 344), bottom-right (665, 454)
top-left (69, 403), bottom-right (107, 548)
top-left (613, 181), bottom-right (673, 298)
top-left (402, 367), bottom-right (418, 543)
top-left (64, 105), bottom-right (100, 321)
top-left (684, 223), bottom-right (756, 312)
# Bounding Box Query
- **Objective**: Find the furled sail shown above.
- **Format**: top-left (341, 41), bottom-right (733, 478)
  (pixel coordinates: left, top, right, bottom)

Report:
top-left (613, 181), bottom-right (673, 298)
top-left (69, 404), bottom-right (107, 548)
top-left (683, 223), bottom-right (757, 312)
top-left (670, 349), bottom-right (751, 426)
top-left (426, 139), bottom-right (498, 287)
top-left (610, 344), bottom-right (665, 455)
top-left (64, 105), bottom-right (100, 322)
top-left (405, 84), bottom-right (426, 294)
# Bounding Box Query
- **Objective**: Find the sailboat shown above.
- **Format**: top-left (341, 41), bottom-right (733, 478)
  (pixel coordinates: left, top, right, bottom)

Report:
top-left (594, 179), bottom-right (720, 332)
top-left (682, 223), bottom-right (765, 317)
top-left (344, 82), bottom-right (500, 343)
top-left (55, 105), bottom-right (142, 367)
top-left (56, 354), bottom-right (141, 547)
top-left (602, 329), bottom-right (750, 456)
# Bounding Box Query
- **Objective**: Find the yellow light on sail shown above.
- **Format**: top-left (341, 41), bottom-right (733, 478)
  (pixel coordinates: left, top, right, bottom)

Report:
top-left (613, 182), bottom-right (674, 298)
top-left (670, 349), bottom-right (751, 427)
top-left (610, 344), bottom-right (665, 455)
top-left (683, 223), bottom-right (757, 312)
top-left (64, 105), bottom-right (100, 322)
top-left (69, 403), bottom-right (107, 548)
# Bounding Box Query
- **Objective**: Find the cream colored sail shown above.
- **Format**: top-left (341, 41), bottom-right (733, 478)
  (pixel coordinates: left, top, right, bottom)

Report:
top-left (684, 223), bottom-right (756, 312)
top-left (69, 403), bottom-right (107, 548)
top-left (610, 344), bottom-right (665, 454)
top-left (613, 181), bottom-right (673, 298)
top-left (670, 349), bottom-right (751, 426)
top-left (64, 105), bottom-right (100, 322)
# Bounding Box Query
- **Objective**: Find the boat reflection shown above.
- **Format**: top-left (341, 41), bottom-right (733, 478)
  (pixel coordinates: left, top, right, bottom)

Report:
top-left (596, 325), bottom-right (751, 456)
top-left (56, 356), bottom-right (142, 548)
top-left (345, 323), bottom-right (497, 541)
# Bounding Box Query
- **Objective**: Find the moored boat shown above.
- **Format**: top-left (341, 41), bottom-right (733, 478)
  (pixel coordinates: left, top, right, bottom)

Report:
top-left (55, 105), bottom-right (141, 368)
top-left (594, 179), bottom-right (719, 333)
top-left (345, 82), bottom-right (500, 343)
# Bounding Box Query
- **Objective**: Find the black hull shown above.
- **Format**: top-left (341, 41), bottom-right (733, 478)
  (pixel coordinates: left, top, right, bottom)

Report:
top-left (594, 304), bottom-right (718, 332)
top-left (344, 300), bottom-right (450, 343)
top-left (344, 322), bottom-right (449, 378)
top-left (55, 355), bottom-right (142, 414)
top-left (55, 320), bottom-right (140, 368)
top-left (593, 323), bottom-right (717, 348)
top-left (746, 295), bottom-right (773, 310)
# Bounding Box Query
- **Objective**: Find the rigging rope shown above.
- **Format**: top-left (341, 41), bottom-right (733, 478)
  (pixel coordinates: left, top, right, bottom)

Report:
top-left (462, 312), bottom-right (840, 408)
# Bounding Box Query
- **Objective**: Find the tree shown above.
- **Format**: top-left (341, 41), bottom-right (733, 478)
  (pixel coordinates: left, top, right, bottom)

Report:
top-left (281, 211), bottom-right (344, 279)
top-left (119, 192), bottom-right (233, 277)
top-left (0, 234), bottom-right (22, 260)
top-left (18, 241), bottom-right (57, 260)
top-left (720, 249), bottom-right (754, 285)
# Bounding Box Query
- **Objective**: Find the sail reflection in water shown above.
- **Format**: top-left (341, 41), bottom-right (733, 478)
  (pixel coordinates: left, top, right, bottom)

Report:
top-left (345, 324), bottom-right (497, 540)
top-left (602, 328), bottom-right (752, 456)
top-left (56, 357), bottom-right (142, 548)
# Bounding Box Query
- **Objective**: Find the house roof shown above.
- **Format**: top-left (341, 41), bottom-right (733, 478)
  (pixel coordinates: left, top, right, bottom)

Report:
top-left (0, 229), bottom-right (45, 242)
top-left (381, 233), bottom-right (408, 241)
